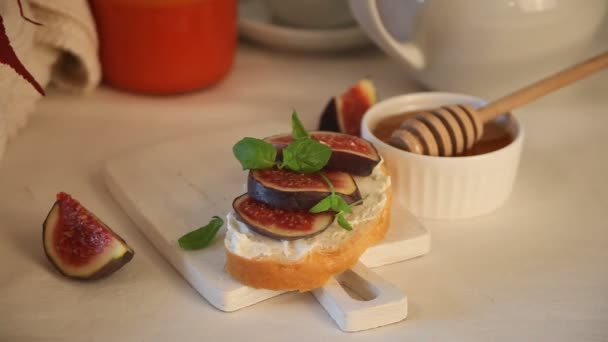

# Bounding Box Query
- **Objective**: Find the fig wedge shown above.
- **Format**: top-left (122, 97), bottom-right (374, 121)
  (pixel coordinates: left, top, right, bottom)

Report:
top-left (233, 194), bottom-right (334, 240)
top-left (319, 79), bottom-right (377, 136)
top-left (43, 192), bottom-right (134, 280)
top-left (248, 168), bottom-right (361, 211)
top-left (266, 131), bottom-right (381, 176)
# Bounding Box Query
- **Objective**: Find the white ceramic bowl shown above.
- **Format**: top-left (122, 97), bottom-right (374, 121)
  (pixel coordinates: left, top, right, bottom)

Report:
top-left (361, 92), bottom-right (524, 219)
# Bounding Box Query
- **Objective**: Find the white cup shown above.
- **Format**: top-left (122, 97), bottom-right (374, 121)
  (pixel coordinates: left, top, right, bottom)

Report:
top-left (267, 0), bottom-right (355, 29)
top-left (349, 0), bottom-right (607, 97)
top-left (361, 92), bottom-right (524, 219)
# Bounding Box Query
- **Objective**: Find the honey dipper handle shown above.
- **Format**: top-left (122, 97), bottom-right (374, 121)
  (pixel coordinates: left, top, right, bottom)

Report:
top-left (478, 51), bottom-right (608, 122)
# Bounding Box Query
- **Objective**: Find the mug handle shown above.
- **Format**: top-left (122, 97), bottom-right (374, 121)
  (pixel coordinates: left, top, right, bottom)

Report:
top-left (349, 0), bottom-right (425, 69)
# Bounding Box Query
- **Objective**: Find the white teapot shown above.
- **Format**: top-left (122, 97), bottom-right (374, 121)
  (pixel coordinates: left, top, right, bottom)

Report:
top-left (349, 0), bottom-right (607, 97)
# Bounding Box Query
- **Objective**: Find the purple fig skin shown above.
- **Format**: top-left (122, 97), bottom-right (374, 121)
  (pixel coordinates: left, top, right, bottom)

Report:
top-left (247, 170), bottom-right (361, 211)
top-left (232, 194), bottom-right (334, 241)
top-left (324, 148), bottom-right (380, 176)
top-left (318, 98), bottom-right (340, 132)
top-left (42, 200), bottom-right (134, 281)
top-left (266, 131), bottom-right (381, 176)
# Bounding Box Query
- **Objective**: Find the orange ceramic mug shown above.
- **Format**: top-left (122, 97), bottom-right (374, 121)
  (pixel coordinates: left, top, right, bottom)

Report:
top-left (89, 0), bottom-right (236, 94)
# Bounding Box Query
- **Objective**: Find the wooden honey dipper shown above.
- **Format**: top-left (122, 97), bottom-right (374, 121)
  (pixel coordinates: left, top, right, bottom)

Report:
top-left (390, 51), bottom-right (608, 156)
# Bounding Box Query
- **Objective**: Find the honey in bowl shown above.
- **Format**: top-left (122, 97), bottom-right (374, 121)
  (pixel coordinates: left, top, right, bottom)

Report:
top-left (372, 110), bottom-right (514, 157)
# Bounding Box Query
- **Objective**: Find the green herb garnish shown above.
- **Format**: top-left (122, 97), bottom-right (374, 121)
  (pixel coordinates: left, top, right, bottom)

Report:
top-left (291, 110), bottom-right (310, 140)
top-left (232, 111), bottom-right (331, 174)
top-left (310, 173), bottom-right (367, 231)
top-left (282, 138), bottom-right (331, 173)
top-left (310, 174), bottom-right (351, 214)
top-left (178, 216), bottom-right (224, 250)
top-left (336, 213), bottom-right (353, 231)
top-left (233, 137), bottom-right (277, 170)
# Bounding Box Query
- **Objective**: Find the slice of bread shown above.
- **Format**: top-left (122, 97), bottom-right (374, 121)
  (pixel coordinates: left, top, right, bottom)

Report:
top-left (224, 164), bottom-right (392, 291)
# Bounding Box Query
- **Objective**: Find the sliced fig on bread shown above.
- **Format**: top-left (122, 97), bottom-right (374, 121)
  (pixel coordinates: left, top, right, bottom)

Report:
top-left (233, 194), bottom-right (334, 240)
top-left (43, 192), bottom-right (134, 280)
top-left (248, 168), bottom-right (361, 211)
top-left (319, 79), bottom-right (377, 136)
top-left (265, 131), bottom-right (381, 176)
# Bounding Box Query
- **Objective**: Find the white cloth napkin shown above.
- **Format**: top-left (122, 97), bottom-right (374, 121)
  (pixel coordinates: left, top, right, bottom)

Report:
top-left (0, 0), bottom-right (100, 161)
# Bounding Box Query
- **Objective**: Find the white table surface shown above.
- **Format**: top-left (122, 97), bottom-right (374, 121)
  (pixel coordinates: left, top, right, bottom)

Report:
top-left (1, 41), bottom-right (608, 341)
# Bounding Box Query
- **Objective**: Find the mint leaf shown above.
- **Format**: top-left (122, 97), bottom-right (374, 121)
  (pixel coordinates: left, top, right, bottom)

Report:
top-left (329, 195), bottom-right (340, 209)
top-left (233, 137), bottom-right (277, 170)
top-left (336, 212), bottom-right (353, 231)
top-left (282, 138), bottom-right (331, 173)
top-left (311, 194), bottom-right (351, 213)
top-left (319, 173), bottom-right (350, 212)
top-left (178, 216), bottom-right (224, 250)
top-left (315, 172), bottom-right (362, 230)
top-left (310, 196), bottom-right (333, 213)
top-left (333, 196), bottom-right (352, 213)
top-left (291, 111), bottom-right (310, 140)
top-left (311, 174), bottom-right (352, 214)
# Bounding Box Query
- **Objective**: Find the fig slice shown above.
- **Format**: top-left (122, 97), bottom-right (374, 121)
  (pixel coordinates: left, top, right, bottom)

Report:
top-left (248, 168), bottom-right (361, 211)
top-left (319, 79), bottom-right (377, 136)
top-left (266, 131), bottom-right (381, 176)
top-left (43, 192), bottom-right (134, 280)
top-left (233, 194), bottom-right (334, 240)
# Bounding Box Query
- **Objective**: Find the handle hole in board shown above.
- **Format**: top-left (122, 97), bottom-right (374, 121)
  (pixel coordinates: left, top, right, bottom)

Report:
top-left (336, 269), bottom-right (379, 302)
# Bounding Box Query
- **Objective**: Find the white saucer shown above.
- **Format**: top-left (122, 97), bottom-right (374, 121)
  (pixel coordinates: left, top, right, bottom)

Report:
top-left (238, 0), bottom-right (371, 52)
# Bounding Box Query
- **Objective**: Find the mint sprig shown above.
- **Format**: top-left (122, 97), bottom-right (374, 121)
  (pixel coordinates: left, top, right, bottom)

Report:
top-left (233, 111), bottom-right (332, 174)
top-left (310, 173), bottom-right (367, 231)
top-left (178, 216), bottom-right (224, 250)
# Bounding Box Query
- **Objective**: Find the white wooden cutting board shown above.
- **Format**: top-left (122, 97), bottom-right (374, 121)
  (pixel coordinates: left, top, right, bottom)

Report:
top-left (104, 123), bottom-right (430, 331)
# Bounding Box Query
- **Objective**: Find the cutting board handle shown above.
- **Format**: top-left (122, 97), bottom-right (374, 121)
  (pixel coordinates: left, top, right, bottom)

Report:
top-left (312, 262), bottom-right (408, 332)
